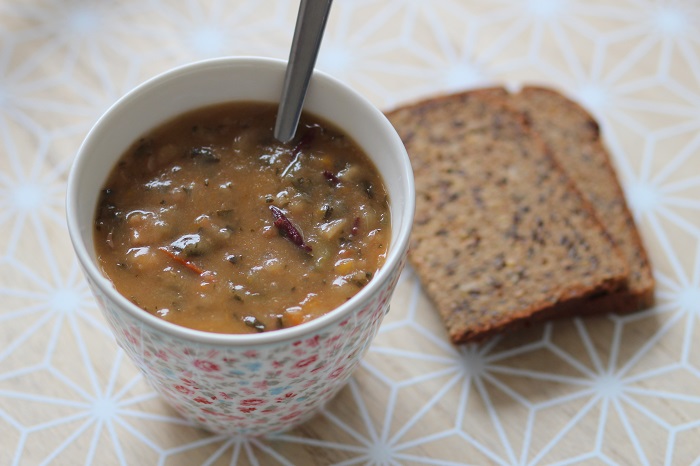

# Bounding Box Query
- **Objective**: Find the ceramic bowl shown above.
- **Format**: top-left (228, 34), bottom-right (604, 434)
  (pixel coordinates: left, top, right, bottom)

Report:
top-left (66, 57), bottom-right (414, 435)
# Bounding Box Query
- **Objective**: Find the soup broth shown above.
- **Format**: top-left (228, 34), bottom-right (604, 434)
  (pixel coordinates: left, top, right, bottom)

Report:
top-left (94, 102), bottom-right (390, 334)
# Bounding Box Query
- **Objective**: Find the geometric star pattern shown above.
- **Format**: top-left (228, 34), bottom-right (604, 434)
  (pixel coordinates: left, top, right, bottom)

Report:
top-left (1, 0), bottom-right (699, 464)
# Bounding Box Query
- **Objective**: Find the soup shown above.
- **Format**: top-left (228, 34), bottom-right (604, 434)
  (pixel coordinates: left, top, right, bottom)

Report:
top-left (94, 102), bottom-right (390, 334)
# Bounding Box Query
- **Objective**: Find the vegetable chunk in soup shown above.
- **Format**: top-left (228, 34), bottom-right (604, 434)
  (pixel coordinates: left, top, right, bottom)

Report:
top-left (94, 102), bottom-right (390, 334)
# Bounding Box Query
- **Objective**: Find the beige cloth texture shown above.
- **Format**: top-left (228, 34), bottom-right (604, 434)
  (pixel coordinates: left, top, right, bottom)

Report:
top-left (1, 1), bottom-right (699, 464)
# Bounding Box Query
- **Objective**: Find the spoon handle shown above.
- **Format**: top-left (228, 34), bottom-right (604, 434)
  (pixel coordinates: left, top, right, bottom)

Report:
top-left (274, 0), bottom-right (333, 143)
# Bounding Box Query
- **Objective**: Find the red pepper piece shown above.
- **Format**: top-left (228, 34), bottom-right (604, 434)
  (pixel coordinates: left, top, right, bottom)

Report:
top-left (351, 217), bottom-right (360, 236)
top-left (281, 126), bottom-right (321, 177)
top-left (292, 125), bottom-right (320, 158)
top-left (158, 247), bottom-right (205, 275)
top-left (323, 170), bottom-right (340, 185)
top-left (269, 205), bottom-right (312, 252)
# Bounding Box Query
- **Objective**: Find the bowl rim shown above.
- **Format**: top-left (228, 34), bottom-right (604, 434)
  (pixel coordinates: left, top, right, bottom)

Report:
top-left (66, 56), bottom-right (415, 347)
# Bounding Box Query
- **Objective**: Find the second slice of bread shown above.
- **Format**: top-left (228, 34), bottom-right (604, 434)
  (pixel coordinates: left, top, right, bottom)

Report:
top-left (509, 86), bottom-right (654, 313)
top-left (386, 89), bottom-right (629, 343)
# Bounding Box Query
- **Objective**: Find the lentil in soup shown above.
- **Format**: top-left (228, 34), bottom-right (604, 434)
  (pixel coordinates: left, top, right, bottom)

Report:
top-left (94, 102), bottom-right (390, 334)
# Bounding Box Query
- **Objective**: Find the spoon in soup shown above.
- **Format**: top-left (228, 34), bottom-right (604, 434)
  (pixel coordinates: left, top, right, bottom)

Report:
top-left (274, 0), bottom-right (333, 143)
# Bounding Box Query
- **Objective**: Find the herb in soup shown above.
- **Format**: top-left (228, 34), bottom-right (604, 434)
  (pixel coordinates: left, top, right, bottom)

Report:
top-left (94, 102), bottom-right (390, 334)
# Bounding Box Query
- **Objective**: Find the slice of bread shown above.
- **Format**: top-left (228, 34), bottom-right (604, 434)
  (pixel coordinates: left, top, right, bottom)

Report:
top-left (509, 86), bottom-right (654, 313)
top-left (386, 89), bottom-right (629, 344)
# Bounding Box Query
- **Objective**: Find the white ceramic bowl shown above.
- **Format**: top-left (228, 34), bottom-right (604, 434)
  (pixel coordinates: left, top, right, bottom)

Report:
top-left (66, 57), bottom-right (414, 435)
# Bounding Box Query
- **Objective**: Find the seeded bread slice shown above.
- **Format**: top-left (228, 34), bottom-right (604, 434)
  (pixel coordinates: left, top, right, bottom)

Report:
top-left (386, 89), bottom-right (629, 344)
top-left (509, 86), bottom-right (654, 313)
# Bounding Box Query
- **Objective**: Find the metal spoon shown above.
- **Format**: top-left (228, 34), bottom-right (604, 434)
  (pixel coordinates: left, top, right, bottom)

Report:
top-left (274, 0), bottom-right (333, 143)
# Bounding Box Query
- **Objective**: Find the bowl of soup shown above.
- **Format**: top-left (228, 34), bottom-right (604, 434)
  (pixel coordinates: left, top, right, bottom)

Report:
top-left (66, 57), bottom-right (414, 435)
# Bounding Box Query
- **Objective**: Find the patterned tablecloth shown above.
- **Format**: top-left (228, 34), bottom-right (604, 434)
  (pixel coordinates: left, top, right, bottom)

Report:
top-left (2, 0), bottom-right (700, 464)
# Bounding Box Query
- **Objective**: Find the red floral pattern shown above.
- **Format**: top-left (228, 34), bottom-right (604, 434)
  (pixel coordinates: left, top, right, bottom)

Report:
top-left (294, 355), bottom-right (318, 368)
top-left (174, 385), bottom-right (194, 395)
top-left (194, 360), bottom-right (220, 372)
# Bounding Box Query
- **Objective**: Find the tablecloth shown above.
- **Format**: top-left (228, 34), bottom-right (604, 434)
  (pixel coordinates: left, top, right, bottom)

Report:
top-left (2, 0), bottom-right (700, 464)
